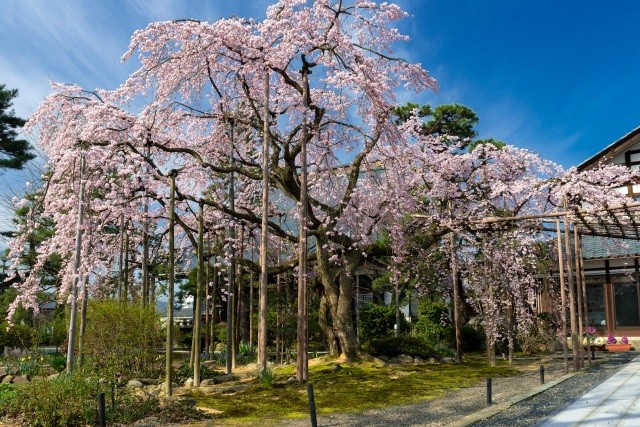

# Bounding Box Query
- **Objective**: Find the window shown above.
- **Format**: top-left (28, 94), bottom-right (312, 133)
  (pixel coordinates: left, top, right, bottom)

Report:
top-left (613, 275), bottom-right (640, 327)
top-left (586, 278), bottom-right (606, 326)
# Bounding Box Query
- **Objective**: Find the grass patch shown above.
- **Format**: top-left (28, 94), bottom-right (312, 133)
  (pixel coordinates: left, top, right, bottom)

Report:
top-left (191, 358), bottom-right (521, 423)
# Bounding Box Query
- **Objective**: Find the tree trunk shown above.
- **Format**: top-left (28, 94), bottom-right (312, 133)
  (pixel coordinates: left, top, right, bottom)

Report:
top-left (315, 244), bottom-right (359, 360)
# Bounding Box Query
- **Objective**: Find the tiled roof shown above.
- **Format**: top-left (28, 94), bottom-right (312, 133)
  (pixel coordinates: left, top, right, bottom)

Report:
top-left (582, 235), bottom-right (640, 259)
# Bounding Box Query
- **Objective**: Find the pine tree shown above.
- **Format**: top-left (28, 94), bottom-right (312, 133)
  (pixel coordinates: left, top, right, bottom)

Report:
top-left (0, 84), bottom-right (35, 169)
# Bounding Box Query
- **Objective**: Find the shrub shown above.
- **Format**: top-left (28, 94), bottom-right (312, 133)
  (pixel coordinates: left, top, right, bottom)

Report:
top-left (0, 371), bottom-right (207, 427)
top-left (0, 322), bottom-right (36, 350)
top-left (414, 299), bottom-right (450, 344)
top-left (367, 336), bottom-right (437, 359)
top-left (359, 304), bottom-right (409, 342)
top-left (258, 367), bottom-right (274, 386)
top-left (82, 300), bottom-right (163, 379)
top-left (49, 354), bottom-right (66, 373)
top-left (174, 362), bottom-right (223, 383)
top-left (443, 325), bottom-right (484, 352)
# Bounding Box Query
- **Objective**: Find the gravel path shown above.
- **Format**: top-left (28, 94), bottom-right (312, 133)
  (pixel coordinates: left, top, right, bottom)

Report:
top-left (277, 353), bottom-right (636, 427)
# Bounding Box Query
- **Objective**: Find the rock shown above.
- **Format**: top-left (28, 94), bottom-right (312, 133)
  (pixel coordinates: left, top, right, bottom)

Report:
top-left (138, 378), bottom-right (157, 385)
top-left (427, 357), bottom-right (439, 364)
top-left (218, 384), bottom-right (250, 394)
top-left (287, 377), bottom-right (298, 384)
top-left (397, 354), bottom-right (414, 364)
top-left (213, 374), bottom-right (239, 384)
top-left (441, 357), bottom-right (454, 364)
top-left (0, 373), bottom-right (6, 383)
top-left (371, 357), bottom-right (388, 367)
top-left (200, 379), bottom-right (216, 386)
top-left (127, 380), bottom-right (144, 388)
top-left (47, 373), bottom-right (59, 380)
top-left (184, 377), bottom-right (194, 387)
top-left (1, 375), bottom-right (14, 384)
top-left (244, 362), bottom-right (258, 371)
top-left (388, 357), bottom-right (400, 364)
top-left (378, 355), bottom-right (390, 362)
top-left (13, 375), bottom-right (28, 383)
top-left (331, 364), bottom-right (342, 372)
top-left (196, 406), bottom-right (223, 416)
top-left (160, 396), bottom-right (196, 408)
top-left (202, 360), bottom-right (217, 369)
top-left (414, 356), bottom-right (425, 364)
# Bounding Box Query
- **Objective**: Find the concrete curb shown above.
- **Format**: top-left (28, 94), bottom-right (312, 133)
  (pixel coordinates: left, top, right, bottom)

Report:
top-left (448, 370), bottom-right (582, 427)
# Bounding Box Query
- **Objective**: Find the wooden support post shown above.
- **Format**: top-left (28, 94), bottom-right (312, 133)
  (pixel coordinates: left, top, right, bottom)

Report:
top-left (66, 155), bottom-right (86, 374)
top-left (297, 65), bottom-right (310, 383)
top-left (193, 201), bottom-right (204, 387)
top-left (573, 225), bottom-right (584, 368)
top-left (258, 70), bottom-right (270, 372)
top-left (165, 169), bottom-right (177, 396)
top-left (226, 122), bottom-right (236, 375)
top-left (578, 234), bottom-right (591, 366)
top-left (563, 213), bottom-right (579, 372)
top-left (555, 220), bottom-right (569, 374)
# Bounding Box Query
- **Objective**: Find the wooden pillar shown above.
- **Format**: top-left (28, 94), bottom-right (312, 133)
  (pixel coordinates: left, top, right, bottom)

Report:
top-left (258, 70), bottom-right (270, 372)
top-left (556, 220), bottom-right (569, 374)
top-left (563, 213), bottom-right (579, 372)
top-left (573, 226), bottom-right (584, 368)
top-left (165, 169), bottom-right (177, 396)
top-left (577, 234), bottom-right (590, 365)
top-left (193, 201), bottom-right (204, 386)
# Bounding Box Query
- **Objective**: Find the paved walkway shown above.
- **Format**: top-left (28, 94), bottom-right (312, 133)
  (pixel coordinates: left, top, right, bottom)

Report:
top-left (540, 355), bottom-right (640, 426)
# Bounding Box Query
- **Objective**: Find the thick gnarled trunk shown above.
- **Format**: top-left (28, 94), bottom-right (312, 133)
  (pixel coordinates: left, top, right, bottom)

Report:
top-left (315, 242), bottom-right (360, 360)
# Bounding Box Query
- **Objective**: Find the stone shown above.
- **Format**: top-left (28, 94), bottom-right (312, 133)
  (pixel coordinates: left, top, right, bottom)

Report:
top-left (1, 375), bottom-right (14, 384)
top-left (138, 378), bottom-right (157, 385)
top-left (244, 362), bottom-right (258, 371)
top-left (287, 377), bottom-right (298, 384)
top-left (184, 377), bottom-right (194, 387)
top-left (414, 356), bottom-right (425, 364)
top-left (127, 380), bottom-right (144, 388)
top-left (196, 406), bottom-right (223, 416)
top-left (397, 354), bottom-right (414, 364)
top-left (202, 360), bottom-right (217, 369)
top-left (213, 374), bottom-right (239, 384)
top-left (378, 355), bottom-right (390, 362)
top-left (441, 357), bottom-right (454, 364)
top-left (12, 375), bottom-right (28, 384)
top-left (371, 357), bottom-right (388, 367)
top-left (0, 373), bottom-right (7, 383)
top-left (427, 357), bottom-right (439, 364)
top-left (160, 396), bottom-right (196, 408)
top-left (200, 379), bottom-right (216, 386)
top-left (218, 384), bottom-right (249, 394)
top-left (388, 357), bottom-right (400, 364)
top-left (47, 373), bottom-right (59, 380)
top-left (331, 364), bottom-right (342, 372)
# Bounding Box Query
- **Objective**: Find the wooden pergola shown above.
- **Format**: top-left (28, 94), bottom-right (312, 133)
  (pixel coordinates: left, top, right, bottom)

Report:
top-left (415, 200), bottom-right (640, 373)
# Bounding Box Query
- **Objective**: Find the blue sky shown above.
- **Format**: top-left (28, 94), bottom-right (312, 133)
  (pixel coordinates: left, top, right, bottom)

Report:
top-left (1, 0), bottom-right (639, 199)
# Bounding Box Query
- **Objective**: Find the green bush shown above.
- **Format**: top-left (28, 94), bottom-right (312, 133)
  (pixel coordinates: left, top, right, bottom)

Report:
top-left (49, 354), bottom-right (66, 373)
top-left (359, 304), bottom-right (409, 342)
top-left (82, 300), bottom-right (163, 379)
top-left (0, 322), bottom-right (36, 350)
top-left (367, 336), bottom-right (437, 359)
top-left (414, 299), bottom-right (450, 344)
top-left (174, 362), bottom-right (223, 383)
top-left (443, 325), bottom-right (484, 352)
top-left (0, 372), bottom-right (163, 426)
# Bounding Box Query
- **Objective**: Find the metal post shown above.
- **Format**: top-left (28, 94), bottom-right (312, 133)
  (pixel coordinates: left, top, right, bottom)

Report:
top-left (307, 383), bottom-right (318, 427)
top-left (486, 378), bottom-right (492, 405)
top-left (97, 392), bottom-right (106, 427)
top-left (539, 365), bottom-right (545, 384)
